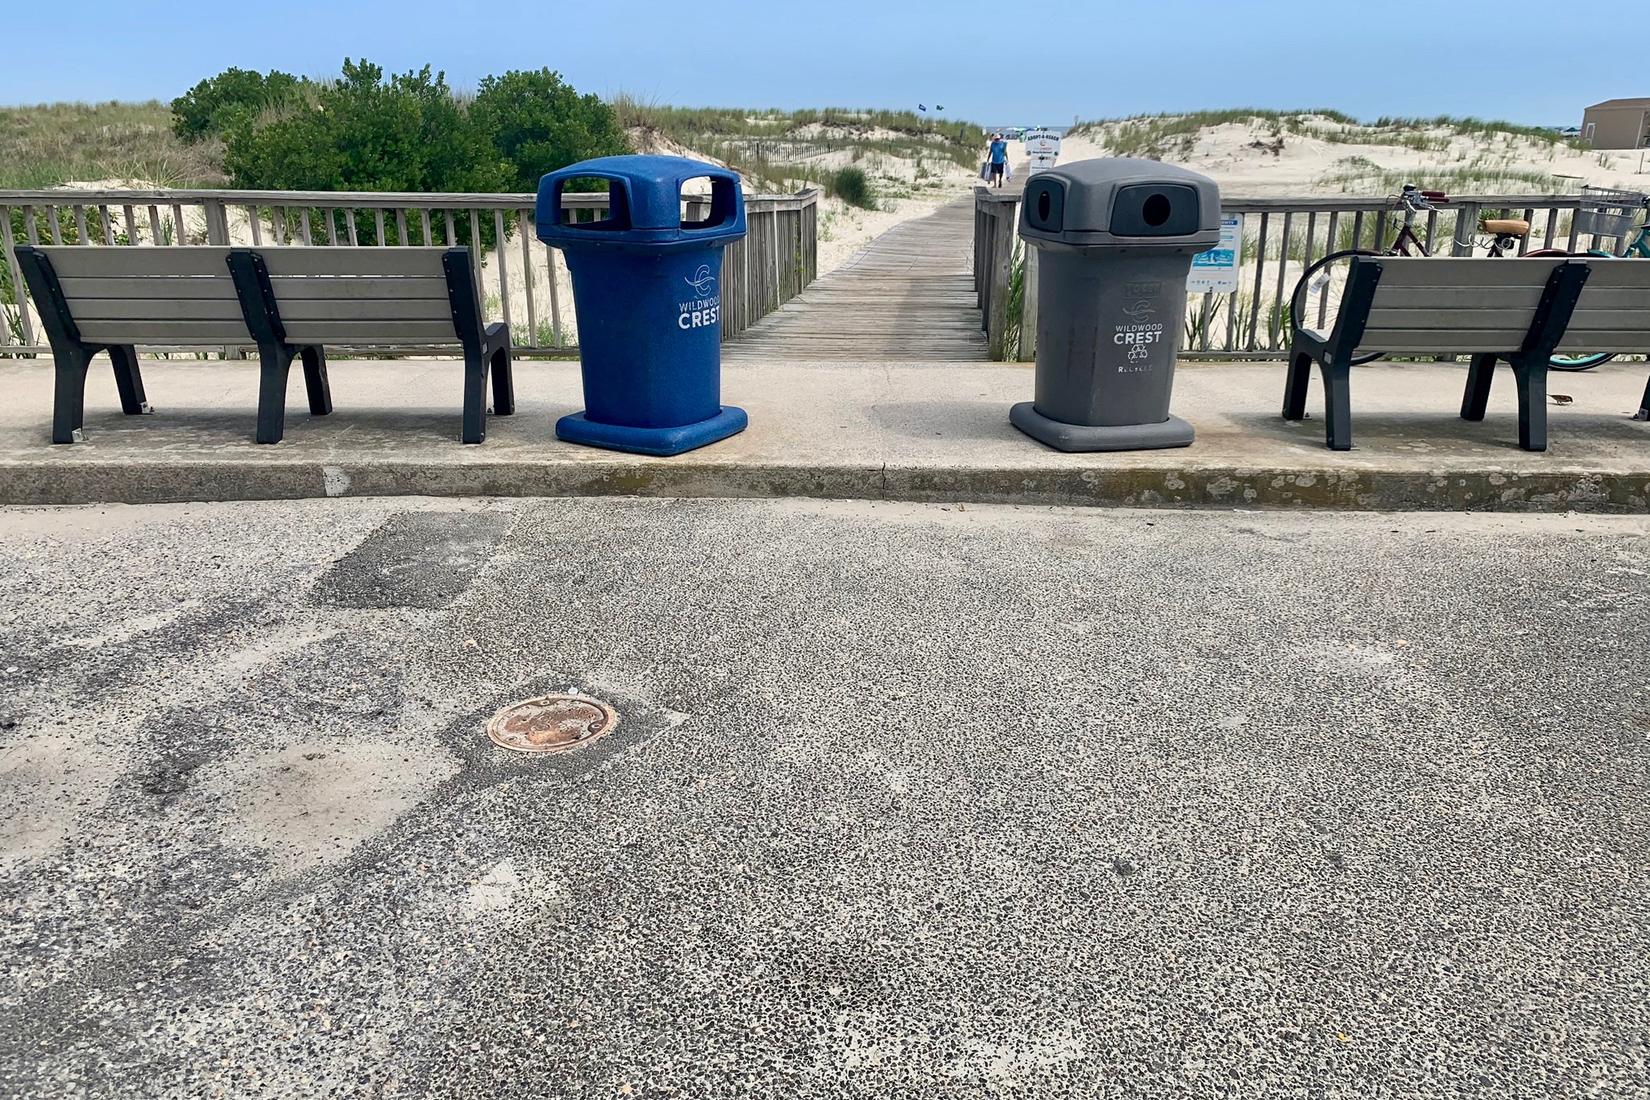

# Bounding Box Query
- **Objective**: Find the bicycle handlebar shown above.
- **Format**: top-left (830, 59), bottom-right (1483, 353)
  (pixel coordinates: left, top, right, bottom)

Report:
top-left (1396, 184), bottom-right (1448, 211)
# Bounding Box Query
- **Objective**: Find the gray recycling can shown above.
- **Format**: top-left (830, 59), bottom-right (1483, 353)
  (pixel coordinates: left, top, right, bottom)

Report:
top-left (1011, 158), bottom-right (1221, 451)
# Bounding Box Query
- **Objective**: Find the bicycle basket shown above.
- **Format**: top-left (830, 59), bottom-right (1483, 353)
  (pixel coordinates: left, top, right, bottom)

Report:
top-left (1573, 185), bottom-right (1647, 238)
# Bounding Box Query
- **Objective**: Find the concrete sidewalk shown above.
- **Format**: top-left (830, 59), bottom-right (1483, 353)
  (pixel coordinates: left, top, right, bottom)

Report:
top-left (1, 357), bottom-right (1647, 510)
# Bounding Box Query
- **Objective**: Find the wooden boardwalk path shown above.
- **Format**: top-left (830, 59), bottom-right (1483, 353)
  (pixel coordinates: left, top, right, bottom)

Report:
top-left (722, 196), bottom-right (987, 361)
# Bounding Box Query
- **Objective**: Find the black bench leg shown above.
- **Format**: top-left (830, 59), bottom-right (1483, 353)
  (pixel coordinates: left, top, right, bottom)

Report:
top-left (1460, 353), bottom-right (1497, 421)
top-left (1282, 346), bottom-right (1313, 420)
top-left (255, 344), bottom-right (296, 444)
top-left (1637, 373), bottom-right (1649, 422)
top-left (108, 345), bottom-right (152, 416)
top-left (1511, 359), bottom-right (1548, 452)
top-left (462, 352), bottom-right (488, 444)
top-left (299, 346), bottom-right (332, 415)
top-left (51, 348), bottom-right (92, 444)
top-left (1320, 362), bottom-right (1352, 450)
top-left (490, 346), bottom-right (515, 417)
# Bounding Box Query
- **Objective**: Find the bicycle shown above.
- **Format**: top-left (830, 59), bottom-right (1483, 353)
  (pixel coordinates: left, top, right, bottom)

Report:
top-left (1546, 185), bottom-right (1650, 369)
top-left (1289, 184), bottom-right (1584, 369)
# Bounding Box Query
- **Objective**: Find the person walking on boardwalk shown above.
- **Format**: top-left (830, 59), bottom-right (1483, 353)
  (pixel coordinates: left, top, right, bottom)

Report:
top-left (987, 132), bottom-right (1009, 188)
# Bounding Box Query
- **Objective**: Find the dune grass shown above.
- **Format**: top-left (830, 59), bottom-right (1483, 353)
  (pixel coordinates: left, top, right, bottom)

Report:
top-left (1072, 109), bottom-right (1584, 161)
top-left (0, 100), bottom-right (227, 189)
top-left (1367, 114), bottom-right (1578, 145)
top-left (828, 166), bottom-right (875, 210)
top-left (1072, 108), bottom-right (1351, 158)
top-left (612, 94), bottom-right (982, 189)
top-left (612, 97), bottom-right (978, 147)
top-left (1317, 159), bottom-right (1567, 194)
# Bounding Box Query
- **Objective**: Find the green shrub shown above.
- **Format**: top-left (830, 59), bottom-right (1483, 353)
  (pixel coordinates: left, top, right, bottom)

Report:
top-left (172, 68), bottom-right (308, 144)
top-left (829, 166), bottom-right (875, 209)
top-left (471, 69), bottom-right (629, 191)
top-left (223, 60), bottom-right (509, 195)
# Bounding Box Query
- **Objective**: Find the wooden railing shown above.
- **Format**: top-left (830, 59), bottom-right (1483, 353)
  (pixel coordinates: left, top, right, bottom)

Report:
top-left (0, 186), bottom-right (819, 357)
top-left (974, 187), bottom-right (1634, 361)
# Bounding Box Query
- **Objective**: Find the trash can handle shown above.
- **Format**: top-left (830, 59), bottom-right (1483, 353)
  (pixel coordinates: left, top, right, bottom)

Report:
top-left (679, 175), bottom-right (741, 234)
top-left (545, 172), bottom-right (635, 232)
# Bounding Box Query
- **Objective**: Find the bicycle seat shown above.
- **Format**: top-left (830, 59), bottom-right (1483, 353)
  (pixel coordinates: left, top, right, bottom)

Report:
top-left (1482, 218), bottom-right (1530, 237)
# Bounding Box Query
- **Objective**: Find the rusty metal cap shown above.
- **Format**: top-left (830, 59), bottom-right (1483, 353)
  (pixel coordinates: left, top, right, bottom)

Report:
top-left (485, 694), bottom-right (619, 754)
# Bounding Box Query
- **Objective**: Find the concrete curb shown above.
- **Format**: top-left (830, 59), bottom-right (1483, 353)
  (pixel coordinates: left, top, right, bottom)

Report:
top-left (4, 459), bottom-right (1649, 512)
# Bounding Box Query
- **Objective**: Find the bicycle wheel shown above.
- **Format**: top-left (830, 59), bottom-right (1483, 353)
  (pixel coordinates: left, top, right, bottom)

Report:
top-left (1290, 249), bottom-right (1386, 365)
top-left (1549, 351), bottom-right (1616, 371)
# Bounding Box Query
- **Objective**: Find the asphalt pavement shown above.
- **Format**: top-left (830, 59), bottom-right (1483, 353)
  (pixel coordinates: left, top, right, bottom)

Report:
top-left (1, 497), bottom-right (1647, 1098)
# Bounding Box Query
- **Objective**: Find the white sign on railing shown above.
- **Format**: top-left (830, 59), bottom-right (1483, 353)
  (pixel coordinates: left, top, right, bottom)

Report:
top-left (1022, 128), bottom-right (1061, 174)
top-left (1189, 215), bottom-right (1242, 293)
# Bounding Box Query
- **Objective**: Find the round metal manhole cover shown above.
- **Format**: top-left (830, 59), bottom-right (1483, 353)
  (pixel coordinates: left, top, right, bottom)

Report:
top-left (486, 694), bottom-right (619, 754)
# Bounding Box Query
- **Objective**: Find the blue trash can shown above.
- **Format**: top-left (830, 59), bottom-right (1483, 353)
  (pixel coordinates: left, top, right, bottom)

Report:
top-left (536, 155), bottom-right (748, 456)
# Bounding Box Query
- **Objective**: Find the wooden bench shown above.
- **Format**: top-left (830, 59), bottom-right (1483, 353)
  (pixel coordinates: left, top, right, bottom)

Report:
top-left (15, 244), bottom-right (513, 445)
top-left (1282, 255), bottom-right (1650, 451)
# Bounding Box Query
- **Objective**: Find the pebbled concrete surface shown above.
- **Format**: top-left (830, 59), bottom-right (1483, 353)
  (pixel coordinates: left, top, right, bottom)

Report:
top-left (1, 358), bottom-right (1648, 511)
top-left (1, 497), bottom-right (1648, 1098)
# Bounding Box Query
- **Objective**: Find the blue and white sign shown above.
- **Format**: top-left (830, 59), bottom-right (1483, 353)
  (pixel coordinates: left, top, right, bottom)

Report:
top-left (1189, 215), bottom-right (1242, 294)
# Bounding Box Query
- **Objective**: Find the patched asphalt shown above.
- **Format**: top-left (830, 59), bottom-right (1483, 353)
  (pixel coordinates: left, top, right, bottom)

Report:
top-left (1, 498), bottom-right (1647, 1098)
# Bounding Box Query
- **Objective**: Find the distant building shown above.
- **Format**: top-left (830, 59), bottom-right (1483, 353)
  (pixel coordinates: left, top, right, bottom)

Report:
top-left (1581, 99), bottom-right (1650, 148)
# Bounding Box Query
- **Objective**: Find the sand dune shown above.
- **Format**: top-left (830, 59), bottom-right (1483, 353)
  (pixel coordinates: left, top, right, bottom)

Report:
top-left (1061, 114), bottom-right (1650, 197)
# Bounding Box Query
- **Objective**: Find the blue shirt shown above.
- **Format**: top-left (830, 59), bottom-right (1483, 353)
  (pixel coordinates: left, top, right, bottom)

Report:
top-left (989, 139), bottom-right (1008, 165)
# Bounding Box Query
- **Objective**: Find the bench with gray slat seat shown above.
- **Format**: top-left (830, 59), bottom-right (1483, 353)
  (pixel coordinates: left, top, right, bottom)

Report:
top-left (14, 245), bottom-right (244, 443)
top-left (1284, 255), bottom-right (1603, 452)
top-left (14, 244), bottom-right (513, 446)
top-left (228, 246), bottom-right (512, 444)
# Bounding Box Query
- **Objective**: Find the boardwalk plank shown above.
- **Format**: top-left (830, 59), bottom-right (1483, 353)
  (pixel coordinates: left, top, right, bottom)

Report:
top-left (723, 197), bottom-right (988, 362)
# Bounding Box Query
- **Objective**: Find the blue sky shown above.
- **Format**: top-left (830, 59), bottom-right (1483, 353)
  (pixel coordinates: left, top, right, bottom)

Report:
top-left (1, 0), bottom-right (1630, 127)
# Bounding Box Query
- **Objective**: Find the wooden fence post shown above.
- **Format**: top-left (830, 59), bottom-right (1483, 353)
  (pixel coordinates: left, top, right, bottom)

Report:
top-left (200, 200), bottom-right (245, 357)
top-left (1450, 202), bottom-right (1480, 257)
top-left (987, 205), bottom-right (1015, 360)
top-left (1017, 245), bottom-right (1038, 362)
top-left (1, 206), bottom-right (38, 349)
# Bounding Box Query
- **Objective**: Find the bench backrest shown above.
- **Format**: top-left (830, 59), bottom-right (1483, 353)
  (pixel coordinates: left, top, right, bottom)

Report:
top-left (253, 247), bottom-right (466, 346)
top-left (1353, 257), bottom-right (1580, 354)
top-left (1350, 255), bottom-right (1650, 355)
top-left (31, 246), bottom-right (242, 345)
top-left (27, 245), bottom-right (477, 349)
top-left (1554, 258), bottom-right (1650, 352)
